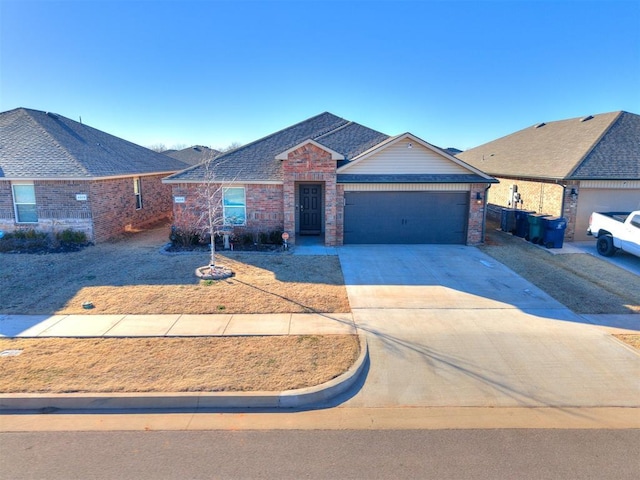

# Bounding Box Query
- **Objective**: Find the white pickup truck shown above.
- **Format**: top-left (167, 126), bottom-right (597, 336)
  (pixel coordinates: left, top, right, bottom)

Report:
top-left (587, 211), bottom-right (640, 257)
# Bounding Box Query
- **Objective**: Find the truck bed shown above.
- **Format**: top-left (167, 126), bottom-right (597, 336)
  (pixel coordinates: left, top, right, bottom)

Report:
top-left (597, 212), bottom-right (630, 223)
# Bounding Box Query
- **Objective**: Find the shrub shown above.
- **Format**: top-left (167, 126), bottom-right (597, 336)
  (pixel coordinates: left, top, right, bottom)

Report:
top-left (239, 233), bottom-right (254, 246)
top-left (169, 226), bottom-right (201, 247)
top-left (56, 229), bottom-right (88, 245)
top-left (0, 229), bottom-right (49, 252)
top-left (268, 230), bottom-right (283, 245)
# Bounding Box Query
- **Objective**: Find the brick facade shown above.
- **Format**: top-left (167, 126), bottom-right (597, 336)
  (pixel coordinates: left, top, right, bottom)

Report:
top-left (282, 143), bottom-right (338, 245)
top-left (0, 174), bottom-right (174, 243)
top-left (0, 179), bottom-right (93, 238)
top-left (170, 182), bottom-right (284, 238)
top-left (90, 174), bottom-right (174, 243)
top-left (487, 177), bottom-right (579, 241)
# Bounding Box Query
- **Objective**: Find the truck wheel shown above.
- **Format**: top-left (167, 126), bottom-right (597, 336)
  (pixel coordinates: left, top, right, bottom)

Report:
top-left (596, 235), bottom-right (616, 256)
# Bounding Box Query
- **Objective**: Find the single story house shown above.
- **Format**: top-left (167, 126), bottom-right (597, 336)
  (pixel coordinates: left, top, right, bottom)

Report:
top-left (0, 107), bottom-right (190, 243)
top-left (163, 112), bottom-right (497, 246)
top-left (457, 111), bottom-right (640, 241)
top-left (163, 145), bottom-right (221, 165)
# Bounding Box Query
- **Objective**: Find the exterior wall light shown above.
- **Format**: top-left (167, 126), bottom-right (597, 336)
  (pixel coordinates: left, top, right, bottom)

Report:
top-left (570, 188), bottom-right (578, 201)
top-left (476, 192), bottom-right (483, 204)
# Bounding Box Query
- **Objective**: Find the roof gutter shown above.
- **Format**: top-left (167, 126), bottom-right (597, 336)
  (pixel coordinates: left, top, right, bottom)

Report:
top-left (1, 171), bottom-right (181, 182)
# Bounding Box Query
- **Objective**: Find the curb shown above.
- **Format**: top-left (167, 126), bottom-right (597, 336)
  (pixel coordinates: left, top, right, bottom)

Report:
top-left (0, 335), bottom-right (368, 412)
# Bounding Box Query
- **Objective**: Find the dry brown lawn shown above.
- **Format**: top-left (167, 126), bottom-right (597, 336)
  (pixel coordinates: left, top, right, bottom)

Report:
top-left (479, 223), bottom-right (640, 315)
top-left (0, 335), bottom-right (360, 393)
top-left (0, 223), bottom-right (350, 315)
top-left (614, 334), bottom-right (640, 350)
top-left (0, 224), bottom-right (357, 394)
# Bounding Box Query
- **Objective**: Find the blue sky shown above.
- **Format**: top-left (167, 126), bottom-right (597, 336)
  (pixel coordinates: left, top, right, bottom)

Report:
top-left (2, 0), bottom-right (639, 151)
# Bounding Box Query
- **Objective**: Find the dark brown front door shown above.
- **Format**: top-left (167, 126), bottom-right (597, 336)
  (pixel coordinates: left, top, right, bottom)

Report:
top-left (299, 184), bottom-right (322, 235)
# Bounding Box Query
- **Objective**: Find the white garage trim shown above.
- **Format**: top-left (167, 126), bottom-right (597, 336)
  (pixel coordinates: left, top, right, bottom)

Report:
top-left (580, 180), bottom-right (640, 189)
top-left (341, 183), bottom-right (471, 192)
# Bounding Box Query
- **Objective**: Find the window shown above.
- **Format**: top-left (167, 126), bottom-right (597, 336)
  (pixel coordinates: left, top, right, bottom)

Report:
top-left (223, 187), bottom-right (246, 225)
top-left (134, 177), bottom-right (143, 209)
top-left (12, 183), bottom-right (38, 223)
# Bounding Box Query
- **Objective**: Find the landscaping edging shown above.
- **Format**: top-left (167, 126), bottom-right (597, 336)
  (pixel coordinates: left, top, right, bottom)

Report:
top-left (0, 334), bottom-right (368, 412)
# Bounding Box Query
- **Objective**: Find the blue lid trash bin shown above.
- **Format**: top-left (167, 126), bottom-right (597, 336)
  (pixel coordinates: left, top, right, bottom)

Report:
top-left (500, 208), bottom-right (517, 233)
top-left (527, 213), bottom-right (550, 244)
top-left (541, 216), bottom-right (567, 248)
top-left (514, 210), bottom-right (535, 238)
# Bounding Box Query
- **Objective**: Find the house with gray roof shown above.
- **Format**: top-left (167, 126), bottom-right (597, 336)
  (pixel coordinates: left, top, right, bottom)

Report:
top-left (0, 107), bottom-right (190, 242)
top-left (163, 112), bottom-right (497, 246)
top-left (163, 145), bottom-right (220, 165)
top-left (457, 111), bottom-right (640, 241)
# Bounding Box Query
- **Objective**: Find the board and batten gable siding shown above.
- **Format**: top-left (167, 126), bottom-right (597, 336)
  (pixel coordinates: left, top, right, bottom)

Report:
top-left (344, 140), bottom-right (470, 175)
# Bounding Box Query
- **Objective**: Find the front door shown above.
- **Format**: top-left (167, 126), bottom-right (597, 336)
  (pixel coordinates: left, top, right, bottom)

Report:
top-left (299, 184), bottom-right (322, 235)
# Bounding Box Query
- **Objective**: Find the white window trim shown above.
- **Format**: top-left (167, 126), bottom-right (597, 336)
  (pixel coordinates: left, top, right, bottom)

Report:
top-left (223, 186), bottom-right (246, 226)
top-left (11, 181), bottom-right (38, 224)
top-left (134, 177), bottom-right (143, 210)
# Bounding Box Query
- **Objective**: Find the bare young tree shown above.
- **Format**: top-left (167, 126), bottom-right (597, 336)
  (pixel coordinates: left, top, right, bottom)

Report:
top-left (195, 152), bottom-right (239, 271)
top-left (147, 143), bottom-right (167, 153)
top-left (218, 141), bottom-right (243, 153)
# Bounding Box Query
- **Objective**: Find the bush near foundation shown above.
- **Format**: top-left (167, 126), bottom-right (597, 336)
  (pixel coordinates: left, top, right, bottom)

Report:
top-left (0, 229), bottom-right (89, 253)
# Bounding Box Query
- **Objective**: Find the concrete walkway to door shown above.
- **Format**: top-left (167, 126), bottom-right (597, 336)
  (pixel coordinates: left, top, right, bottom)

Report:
top-left (335, 245), bottom-right (640, 408)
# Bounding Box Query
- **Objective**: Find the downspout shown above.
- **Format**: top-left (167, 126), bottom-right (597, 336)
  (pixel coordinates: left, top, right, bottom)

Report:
top-left (558, 182), bottom-right (567, 220)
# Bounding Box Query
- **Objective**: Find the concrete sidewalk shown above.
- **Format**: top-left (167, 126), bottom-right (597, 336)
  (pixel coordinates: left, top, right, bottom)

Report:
top-left (0, 312), bottom-right (356, 338)
top-left (0, 312), bottom-right (367, 412)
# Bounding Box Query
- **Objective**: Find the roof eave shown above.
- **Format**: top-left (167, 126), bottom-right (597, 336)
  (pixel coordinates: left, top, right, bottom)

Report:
top-left (1, 171), bottom-right (181, 182)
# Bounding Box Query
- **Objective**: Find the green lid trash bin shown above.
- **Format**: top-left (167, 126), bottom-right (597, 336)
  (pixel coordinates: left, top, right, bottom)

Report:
top-left (514, 210), bottom-right (535, 238)
top-left (527, 213), bottom-right (549, 244)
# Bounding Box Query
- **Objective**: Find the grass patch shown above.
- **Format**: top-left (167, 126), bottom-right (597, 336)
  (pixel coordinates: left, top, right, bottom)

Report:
top-left (0, 225), bottom-right (350, 315)
top-left (0, 336), bottom-right (360, 393)
top-left (479, 224), bottom-right (640, 314)
top-left (615, 334), bottom-right (640, 350)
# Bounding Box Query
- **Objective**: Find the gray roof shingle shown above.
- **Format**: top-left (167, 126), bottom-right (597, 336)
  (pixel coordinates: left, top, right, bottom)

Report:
top-left (163, 145), bottom-right (221, 165)
top-left (457, 111), bottom-right (640, 180)
top-left (0, 108), bottom-right (190, 179)
top-left (165, 112), bottom-right (389, 182)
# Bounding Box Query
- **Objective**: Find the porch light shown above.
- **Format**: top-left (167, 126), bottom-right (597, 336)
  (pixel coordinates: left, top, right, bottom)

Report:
top-left (570, 188), bottom-right (578, 200)
top-left (475, 192), bottom-right (483, 204)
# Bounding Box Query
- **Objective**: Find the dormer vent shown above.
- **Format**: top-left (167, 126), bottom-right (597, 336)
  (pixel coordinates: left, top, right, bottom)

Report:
top-left (580, 115), bottom-right (594, 122)
top-left (534, 122), bottom-right (546, 128)
top-left (46, 112), bottom-right (59, 119)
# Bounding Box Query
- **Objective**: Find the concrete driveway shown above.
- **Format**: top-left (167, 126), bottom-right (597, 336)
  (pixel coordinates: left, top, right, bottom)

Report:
top-left (336, 245), bottom-right (640, 408)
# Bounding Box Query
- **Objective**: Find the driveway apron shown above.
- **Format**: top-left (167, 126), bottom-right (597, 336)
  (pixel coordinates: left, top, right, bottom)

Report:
top-left (337, 245), bottom-right (640, 408)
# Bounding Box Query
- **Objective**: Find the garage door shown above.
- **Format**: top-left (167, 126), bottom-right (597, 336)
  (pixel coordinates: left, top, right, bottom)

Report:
top-left (575, 188), bottom-right (640, 241)
top-left (343, 191), bottom-right (469, 244)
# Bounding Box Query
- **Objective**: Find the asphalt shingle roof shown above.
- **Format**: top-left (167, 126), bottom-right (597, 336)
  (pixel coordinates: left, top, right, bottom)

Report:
top-left (165, 112), bottom-right (390, 182)
top-left (457, 111), bottom-right (640, 180)
top-left (0, 108), bottom-right (190, 179)
top-left (163, 145), bottom-right (221, 166)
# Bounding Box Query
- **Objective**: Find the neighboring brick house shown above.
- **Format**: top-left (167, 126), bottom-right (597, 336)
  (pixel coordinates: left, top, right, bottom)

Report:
top-left (0, 108), bottom-right (190, 243)
top-left (163, 112), bottom-right (497, 246)
top-left (457, 111), bottom-right (640, 241)
top-left (163, 145), bottom-right (221, 165)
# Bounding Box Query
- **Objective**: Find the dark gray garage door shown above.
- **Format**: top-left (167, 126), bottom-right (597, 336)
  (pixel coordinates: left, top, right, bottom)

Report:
top-left (344, 191), bottom-right (469, 244)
